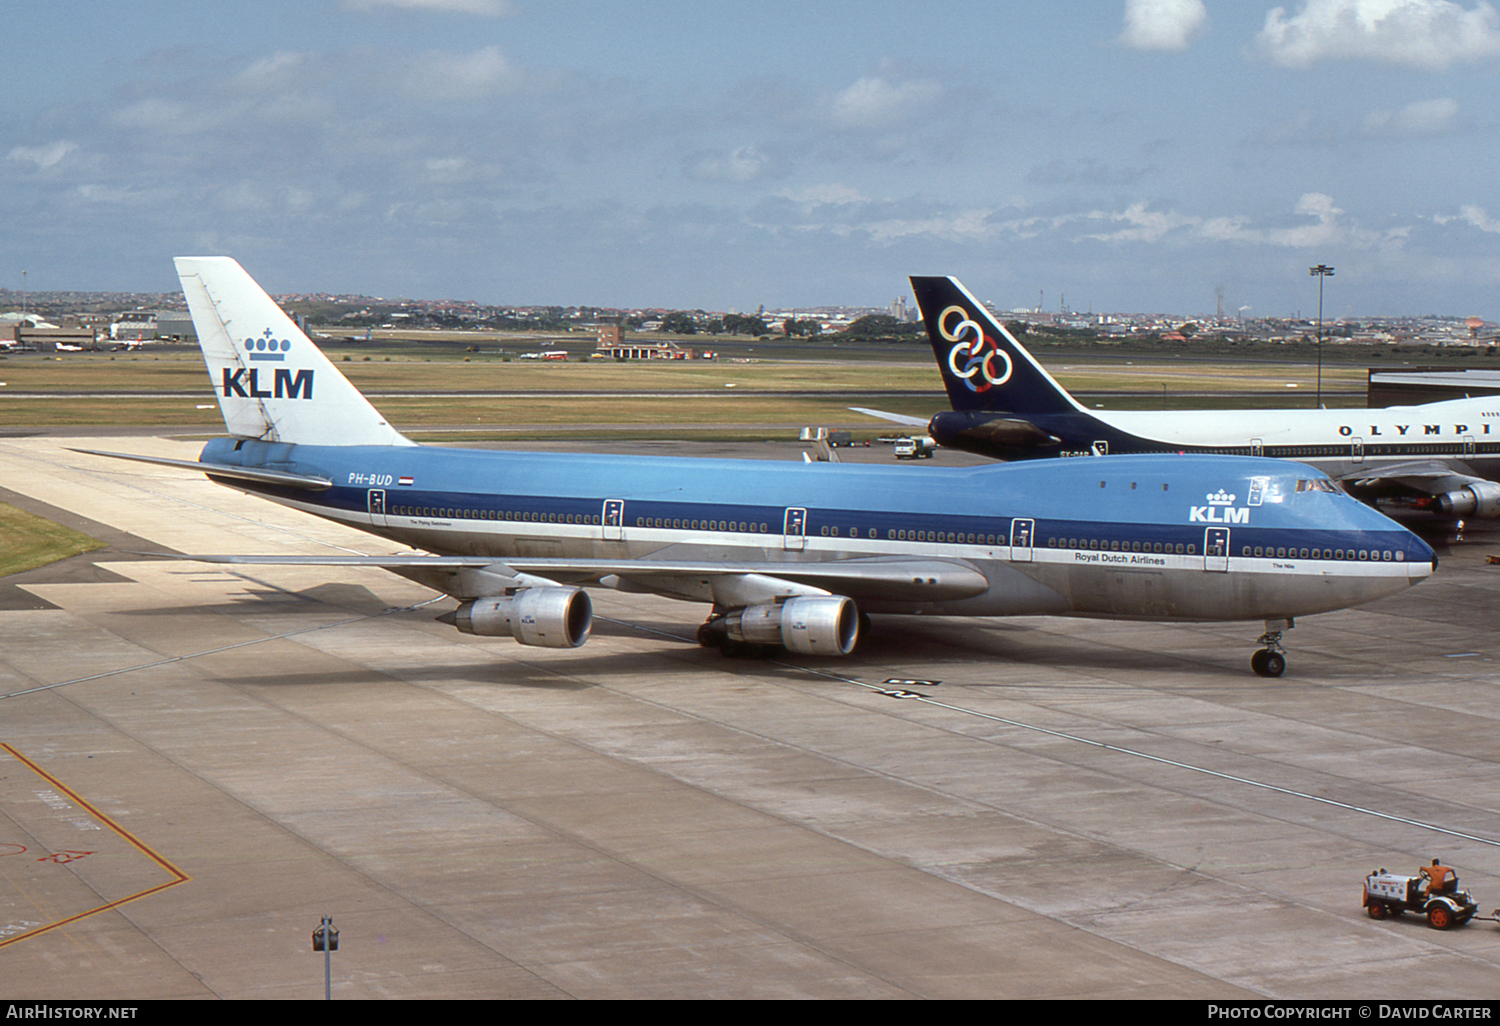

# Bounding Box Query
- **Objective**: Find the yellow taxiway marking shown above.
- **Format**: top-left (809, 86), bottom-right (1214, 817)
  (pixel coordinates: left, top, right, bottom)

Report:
top-left (0, 743), bottom-right (190, 949)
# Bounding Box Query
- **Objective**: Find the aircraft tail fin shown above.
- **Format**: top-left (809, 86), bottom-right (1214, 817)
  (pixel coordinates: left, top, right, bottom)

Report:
top-left (175, 257), bottom-right (414, 447)
top-left (909, 276), bottom-right (1087, 417)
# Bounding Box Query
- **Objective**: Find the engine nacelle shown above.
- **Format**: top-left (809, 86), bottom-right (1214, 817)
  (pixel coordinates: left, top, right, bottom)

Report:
top-left (725, 596), bottom-right (859, 656)
top-left (1432, 480), bottom-right (1500, 519)
top-left (450, 587), bottom-right (592, 648)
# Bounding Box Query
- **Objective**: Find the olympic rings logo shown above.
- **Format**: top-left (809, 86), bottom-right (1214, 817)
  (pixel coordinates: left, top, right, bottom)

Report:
top-left (938, 304), bottom-right (1012, 392)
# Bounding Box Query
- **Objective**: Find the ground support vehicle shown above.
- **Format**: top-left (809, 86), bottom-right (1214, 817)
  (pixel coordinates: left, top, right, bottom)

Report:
top-left (894, 436), bottom-right (935, 459)
top-left (1363, 869), bottom-right (1481, 930)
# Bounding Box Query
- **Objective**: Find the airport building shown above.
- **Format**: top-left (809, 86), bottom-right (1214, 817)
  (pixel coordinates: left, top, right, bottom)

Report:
top-left (594, 317), bottom-right (696, 359)
top-left (3, 314), bottom-right (97, 350)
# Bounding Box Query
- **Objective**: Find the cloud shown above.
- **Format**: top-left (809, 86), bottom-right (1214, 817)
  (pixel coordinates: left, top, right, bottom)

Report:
top-left (1083, 192), bottom-right (1372, 249)
top-left (1362, 96), bottom-right (1461, 135)
top-left (1436, 204), bottom-right (1500, 231)
top-left (683, 146), bottom-right (783, 183)
top-left (1117, 0), bottom-right (1209, 50)
top-left (779, 184), bottom-right (868, 206)
top-left (8, 141), bottom-right (77, 169)
top-left (825, 75), bottom-right (941, 131)
top-left (1085, 202), bottom-right (1203, 243)
top-left (238, 51), bottom-right (307, 89)
top-left (404, 45), bottom-right (526, 101)
top-left (340, 0), bottom-right (512, 14)
top-left (1255, 0), bottom-right (1500, 70)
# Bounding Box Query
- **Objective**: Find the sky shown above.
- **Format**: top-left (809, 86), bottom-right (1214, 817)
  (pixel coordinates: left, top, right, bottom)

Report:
top-left (5, 0), bottom-right (1500, 319)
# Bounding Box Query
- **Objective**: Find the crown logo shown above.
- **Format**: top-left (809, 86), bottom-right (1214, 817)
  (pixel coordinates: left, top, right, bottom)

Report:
top-left (1206, 489), bottom-right (1236, 506)
top-left (244, 330), bottom-right (292, 353)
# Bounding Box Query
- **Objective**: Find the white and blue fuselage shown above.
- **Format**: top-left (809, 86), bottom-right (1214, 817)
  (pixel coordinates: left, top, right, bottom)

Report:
top-left (202, 437), bottom-right (1433, 625)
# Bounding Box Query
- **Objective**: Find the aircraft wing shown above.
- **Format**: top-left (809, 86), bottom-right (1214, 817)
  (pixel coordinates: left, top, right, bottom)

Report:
top-left (159, 553), bottom-right (992, 604)
top-left (1336, 460), bottom-right (1484, 494)
top-left (849, 406), bottom-right (930, 428)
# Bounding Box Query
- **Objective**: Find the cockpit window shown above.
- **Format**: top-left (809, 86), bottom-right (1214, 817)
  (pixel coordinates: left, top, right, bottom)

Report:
top-left (1296, 478), bottom-right (1338, 494)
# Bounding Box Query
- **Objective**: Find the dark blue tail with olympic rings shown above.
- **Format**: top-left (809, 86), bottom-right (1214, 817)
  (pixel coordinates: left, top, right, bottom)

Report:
top-left (909, 276), bottom-right (1087, 418)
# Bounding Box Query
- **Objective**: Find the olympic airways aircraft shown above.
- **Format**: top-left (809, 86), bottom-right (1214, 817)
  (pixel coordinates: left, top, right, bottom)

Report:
top-left (860, 276), bottom-right (1500, 520)
top-left (77, 258), bottom-right (1436, 678)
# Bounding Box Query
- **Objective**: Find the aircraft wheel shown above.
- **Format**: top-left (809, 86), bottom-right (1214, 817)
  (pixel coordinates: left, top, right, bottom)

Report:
top-left (1251, 650), bottom-right (1286, 678)
top-left (696, 623), bottom-right (721, 648)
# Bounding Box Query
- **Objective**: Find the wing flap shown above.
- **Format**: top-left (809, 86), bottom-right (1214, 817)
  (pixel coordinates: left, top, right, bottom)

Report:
top-left (150, 553), bottom-right (993, 603)
top-left (1338, 460), bottom-right (1484, 496)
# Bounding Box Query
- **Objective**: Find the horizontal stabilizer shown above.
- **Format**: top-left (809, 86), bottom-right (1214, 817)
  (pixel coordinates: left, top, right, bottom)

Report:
top-left (849, 406), bottom-right (930, 428)
top-left (70, 448), bottom-right (333, 490)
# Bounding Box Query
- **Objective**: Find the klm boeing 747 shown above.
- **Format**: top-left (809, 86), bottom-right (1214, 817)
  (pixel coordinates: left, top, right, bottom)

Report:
top-left (869, 276), bottom-right (1500, 521)
top-left (78, 258), bottom-right (1436, 677)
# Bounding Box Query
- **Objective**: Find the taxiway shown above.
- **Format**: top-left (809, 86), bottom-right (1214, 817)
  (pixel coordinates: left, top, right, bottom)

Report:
top-left (2, 434), bottom-right (1499, 999)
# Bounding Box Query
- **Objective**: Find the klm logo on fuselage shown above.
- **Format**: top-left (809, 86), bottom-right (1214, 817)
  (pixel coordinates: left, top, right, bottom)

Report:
top-left (222, 367), bottom-right (314, 400)
top-left (1190, 489), bottom-right (1249, 524)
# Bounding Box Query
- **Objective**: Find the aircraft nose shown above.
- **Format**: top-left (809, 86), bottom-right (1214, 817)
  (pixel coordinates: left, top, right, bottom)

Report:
top-left (1406, 533), bottom-right (1437, 580)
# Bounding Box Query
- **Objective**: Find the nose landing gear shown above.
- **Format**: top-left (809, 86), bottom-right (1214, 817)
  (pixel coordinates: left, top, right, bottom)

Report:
top-left (1251, 618), bottom-right (1292, 677)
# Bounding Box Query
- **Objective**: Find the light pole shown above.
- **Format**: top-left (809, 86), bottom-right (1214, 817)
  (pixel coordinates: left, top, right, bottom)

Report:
top-left (1309, 264), bottom-right (1334, 407)
top-left (312, 915), bottom-right (339, 999)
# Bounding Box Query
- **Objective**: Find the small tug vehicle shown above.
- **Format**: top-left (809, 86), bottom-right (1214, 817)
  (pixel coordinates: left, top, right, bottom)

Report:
top-left (1363, 865), bottom-right (1480, 930)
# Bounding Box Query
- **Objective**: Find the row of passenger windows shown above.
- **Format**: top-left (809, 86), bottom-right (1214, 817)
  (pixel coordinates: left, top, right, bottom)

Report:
top-left (1244, 545), bottom-right (1404, 561)
top-left (387, 508), bottom-right (1398, 562)
top-left (393, 505), bottom-right (601, 525)
top-left (1048, 537), bottom-right (1196, 555)
top-left (638, 517), bottom-right (769, 532)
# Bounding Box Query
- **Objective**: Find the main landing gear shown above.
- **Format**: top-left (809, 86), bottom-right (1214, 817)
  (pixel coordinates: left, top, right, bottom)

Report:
top-left (1251, 618), bottom-right (1292, 678)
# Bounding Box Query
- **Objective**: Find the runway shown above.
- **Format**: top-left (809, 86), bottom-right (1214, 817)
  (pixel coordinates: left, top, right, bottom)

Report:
top-left (3, 433), bottom-right (1500, 999)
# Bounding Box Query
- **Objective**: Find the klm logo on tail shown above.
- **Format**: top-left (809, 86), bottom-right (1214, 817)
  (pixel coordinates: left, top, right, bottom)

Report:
top-left (936, 304), bottom-right (1013, 394)
top-left (222, 367), bottom-right (315, 400)
top-left (222, 329), bottom-right (315, 400)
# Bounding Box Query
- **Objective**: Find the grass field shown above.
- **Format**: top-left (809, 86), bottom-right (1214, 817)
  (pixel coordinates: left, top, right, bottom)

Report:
top-left (0, 502), bottom-right (105, 577)
top-left (0, 342), bottom-right (1379, 434)
top-left (0, 335), bottom-right (1465, 575)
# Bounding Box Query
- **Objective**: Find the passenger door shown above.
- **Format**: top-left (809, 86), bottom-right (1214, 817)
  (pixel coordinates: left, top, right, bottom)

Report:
top-left (783, 507), bottom-right (807, 551)
top-left (602, 498), bottom-right (625, 542)
top-left (1203, 527), bottom-right (1229, 572)
top-left (1009, 518), bottom-right (1035, 563)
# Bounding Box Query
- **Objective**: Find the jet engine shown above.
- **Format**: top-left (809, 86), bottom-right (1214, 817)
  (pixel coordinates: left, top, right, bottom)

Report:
top-left (1432, 480), bottom-right (1500, 519)
top-left (446, 587), bottom-right (592, 648)
top-left (723, 596), bottom-right (859, 656)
